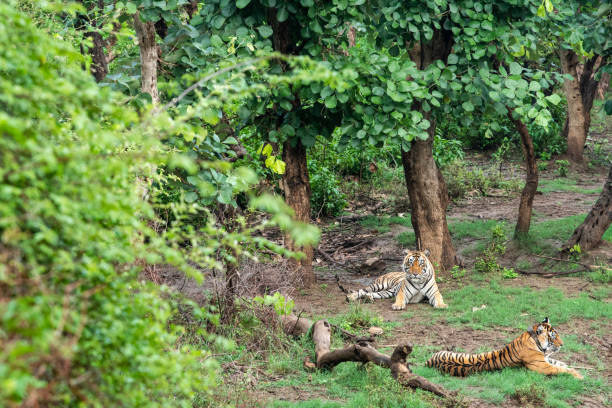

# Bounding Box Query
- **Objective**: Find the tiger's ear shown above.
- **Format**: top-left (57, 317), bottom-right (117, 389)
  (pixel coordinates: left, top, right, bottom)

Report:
top-left (403, 249), bottom-right (411, 255)
top-left (424, 249), bottom-right (430, 257)
top-left (542, 317), bottom-right (549, 324)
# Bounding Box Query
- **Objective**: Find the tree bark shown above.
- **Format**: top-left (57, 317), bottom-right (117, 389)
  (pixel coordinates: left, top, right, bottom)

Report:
top-left (267, 8), bottom-right (315, 285)
top-left (560, 50), bottom-right (602, 164)
top-left (281, 139), bottom-right (315, 286)
top-left (133, 12), bottom-right (159, 104)
top-left (403, 29), bottom-right (457, 272)
top-left (77, 0), bottom-right (113, 82)
top-left (507, 108), bottom-right (538, 238)
top-left (562, 166), bottom-right (612, 252)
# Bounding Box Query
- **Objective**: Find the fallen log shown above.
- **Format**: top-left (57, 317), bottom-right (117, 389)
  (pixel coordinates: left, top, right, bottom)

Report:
top-left (310, 319), bottom-right (455, 400)
top-left (280, 313), bottom-right (312, 336)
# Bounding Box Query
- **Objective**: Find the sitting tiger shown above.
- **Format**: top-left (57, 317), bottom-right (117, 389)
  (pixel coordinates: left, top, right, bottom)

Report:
top-left (346, 249), bottom-right (447, 310)
top-left (427, 317), bottom-right (583, 379)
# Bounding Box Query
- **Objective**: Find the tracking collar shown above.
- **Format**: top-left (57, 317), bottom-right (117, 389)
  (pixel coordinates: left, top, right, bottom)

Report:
top-left (527, 329), bottom-right (546, 352)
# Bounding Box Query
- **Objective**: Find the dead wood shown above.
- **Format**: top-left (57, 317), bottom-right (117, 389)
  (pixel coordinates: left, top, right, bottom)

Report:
top-left (310, 319), bottom-right (454, 399)
top-left (280, 313), bottom-right (313, 337)
top-left (316, 247), bottom-right (346, 266)
top-left (531, 253), bottom-right (612, 272)
top-left (515, 268), bottom-right (588, 278)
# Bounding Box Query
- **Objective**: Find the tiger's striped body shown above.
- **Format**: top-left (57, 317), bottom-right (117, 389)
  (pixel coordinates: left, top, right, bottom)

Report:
top-left (426, 319), bottom-right (583, 379)
top-left (346, 250), bottom-right (447, 310)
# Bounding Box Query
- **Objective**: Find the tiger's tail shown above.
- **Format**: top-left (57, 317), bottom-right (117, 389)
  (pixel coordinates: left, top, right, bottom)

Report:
top-left (426, 340), bottom-right (523, 376)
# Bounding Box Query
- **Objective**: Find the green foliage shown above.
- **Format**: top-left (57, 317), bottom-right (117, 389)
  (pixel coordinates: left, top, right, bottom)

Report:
top-left (442, 161), bottom-right (521, 200)
top-left (449, 265), bottom-right (467, 280)
top-left (433, 132), bottom-right (464, 168)
top-left (0, 4), bottom-right (217, 405)
top-left (253, 293), bottom-right (295, 316)
top-left (475, 223), bottom-right (508, 274)
top-left (308, 160), bottom-right (347, 218)
top-left (556, 159), bottom-right (570, 177)
top-left (502, 267), bottom-right (519, 279)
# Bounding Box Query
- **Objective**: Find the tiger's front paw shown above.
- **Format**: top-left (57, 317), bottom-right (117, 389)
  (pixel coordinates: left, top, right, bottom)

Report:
top-left (364, 293), bottom-right (375, 303)
top-left (346, 293), bottom-right (358, 302)
top-left (434, 303), bottom-right (448, 309)
top-left (391, 302), bottom-right (406, 310)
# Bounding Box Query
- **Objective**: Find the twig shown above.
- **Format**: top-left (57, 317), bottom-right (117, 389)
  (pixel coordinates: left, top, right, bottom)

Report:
top-left (335, 274), bottom-right (349, 294)
top-left (291, 310), bottom-right (304, 335)
top-left (316, 247), bottom-right (345, 266)
top-left (515, 268), bottom-right (588, 278)
top-left (532, 253), bottom-right (611, 271)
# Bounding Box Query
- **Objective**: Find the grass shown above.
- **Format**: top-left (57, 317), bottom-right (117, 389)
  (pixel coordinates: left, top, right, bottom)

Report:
top-left (538, 178), bottom-right (602, 194)
top-left (439, 280), bottom-right (612, 330)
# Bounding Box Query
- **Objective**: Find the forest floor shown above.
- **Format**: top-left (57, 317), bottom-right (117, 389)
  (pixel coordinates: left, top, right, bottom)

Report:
top-left (182, 114), bottom-right (612, 408)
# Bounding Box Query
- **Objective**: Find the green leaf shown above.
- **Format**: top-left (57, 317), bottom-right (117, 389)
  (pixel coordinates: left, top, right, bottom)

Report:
top-left (257, 25), bottom-right (273, 38)
top-left (236, 0), bottom-right (251, 8)
top-left (509, 62), bottom-right (522, 76)
top-left (277, 7), bottom-right (289, 22)
top-left (185, 191), bottom-right (198, 203)
top-left (324, 95), bottom-right (337, 109)
top-left (447, 54), bottom-right (458, 64)
top-left (126, 1), bottom-right (137, 14)
top-left (202, 109), bottom-right (220, 125)
top-left (545, 94), bottom-right (562, 105)
top-left (528, 81), bottom-right (541, 92)
top-left (261, 144), bottom-right (273, 156)
top-left (462, 101), bottom-right (475, 112)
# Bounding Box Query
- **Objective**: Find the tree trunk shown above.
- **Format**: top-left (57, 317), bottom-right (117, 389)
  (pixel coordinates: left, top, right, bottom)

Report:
top-left (77, 0), bottom-right (110, 82)
top-left (403, 29), bottom-right (456, 272)
top-left (281, 139), bottom-right (315, 286)
top-left (560, 50), bottom-right (602, 164)
top-left (507, 108), bottom-right (538, 238)
top-left (133, 12), bottom-right (159, 104)
top-left (268, 8), bottom-right (315, 285)
top-left (401, 131), bottom-right (456, 271)
top-left (562, 166), bottom-right (612, 252)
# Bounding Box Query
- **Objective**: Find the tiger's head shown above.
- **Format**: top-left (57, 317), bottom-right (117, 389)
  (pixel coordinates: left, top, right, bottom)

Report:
top-left (531, 317), bottom-right (563, 354)
top-left (401, 249), bottom-right (432, 284)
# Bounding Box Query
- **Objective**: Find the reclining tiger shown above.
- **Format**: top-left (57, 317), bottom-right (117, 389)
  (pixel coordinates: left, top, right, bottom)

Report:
top-left (346, 249), bottom-right (447, 309)
top-left (426, 317), bottom-right (583, 379)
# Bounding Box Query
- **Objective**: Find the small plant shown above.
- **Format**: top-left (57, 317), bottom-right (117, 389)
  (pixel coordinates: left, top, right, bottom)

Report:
top-left (475, 222), bottom-right (507, 274)
top-left (253, 292), bottom-right (295, 316)
top-left (537, 160), bottom-right (548, 171)
top-left (450, 265), bottom-right (466, 279)
top-left (513, 383), bottom-right (546, 407)
top-left (336, 304), bottom-right (384, 331)
top-left (502, 267), bottom-right (518, 279)
top-left (555, 159), bottom-right (570, 177)
top-left (568, 244), bottom-right (582, 261)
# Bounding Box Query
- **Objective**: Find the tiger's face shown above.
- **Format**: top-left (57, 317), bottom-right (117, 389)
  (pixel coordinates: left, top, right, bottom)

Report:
top-left (532, 317), bottom-right (563, 354)
top-left (402, 249), bottom-right (432, 284)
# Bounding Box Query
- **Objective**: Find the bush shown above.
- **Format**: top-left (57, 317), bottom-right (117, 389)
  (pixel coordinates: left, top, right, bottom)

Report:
top-left (0, 4), bottom-right (220, 406)
top-left (308, 159), bottom-right (347, 217)
top-left (442, 160), bottom-right (521, 200)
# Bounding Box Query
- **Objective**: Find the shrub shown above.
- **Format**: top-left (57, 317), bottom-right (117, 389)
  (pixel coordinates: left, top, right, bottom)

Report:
top-left (308, 159), bottom-right (347, 217)
top-left (0, 5), bottom-right (218, 406)
top-left (555, 159), bottom-right (570, 177)
top-left (475, 223), bottom-right (507, 274)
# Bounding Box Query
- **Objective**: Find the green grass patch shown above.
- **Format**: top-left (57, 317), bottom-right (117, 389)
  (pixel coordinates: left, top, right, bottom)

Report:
top-left (538, 178), bottom-right (602, 194)
top-left (449, 219), bottom-right (504, 240)
top-left (439, 281), bottom-right (612, 330)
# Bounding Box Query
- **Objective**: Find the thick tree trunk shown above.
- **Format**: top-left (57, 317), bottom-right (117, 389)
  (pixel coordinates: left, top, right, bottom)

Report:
top-left (133, 12), bottom-right (159, 104)
top-left (507, 108), bottom-right (539, 238)
top-left (562, 166), bottom-right (612, 252)
top-left (268, 8), bottom-right (315, 285)
top-left (281, 139), bottom-right (315, 285)
top-left (403, 29), bottom-right (456, 272)
top-left (401, 132), bottom-right (456, 271)
top-left (560, 50), bottom-right (602, 164)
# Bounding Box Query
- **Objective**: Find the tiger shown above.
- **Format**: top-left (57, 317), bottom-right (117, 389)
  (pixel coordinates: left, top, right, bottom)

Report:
top-left (346, 249), bottom-right (447, 310)
top-left (426, 317), bottom-right (583, 379)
